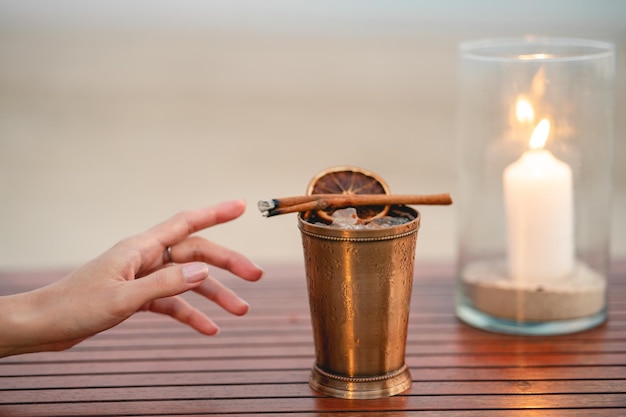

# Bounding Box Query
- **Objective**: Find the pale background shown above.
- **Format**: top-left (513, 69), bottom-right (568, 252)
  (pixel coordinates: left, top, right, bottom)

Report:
top-left (0, 0), bottom-right (624, 271)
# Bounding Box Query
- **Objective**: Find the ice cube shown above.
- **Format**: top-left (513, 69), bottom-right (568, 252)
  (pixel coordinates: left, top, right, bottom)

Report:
top-left (330, 208), bottom-right (359, 227)
top-left (318, 207), bottom-right (411, 229)
top-left (370, 216), bottom-right (410, 227)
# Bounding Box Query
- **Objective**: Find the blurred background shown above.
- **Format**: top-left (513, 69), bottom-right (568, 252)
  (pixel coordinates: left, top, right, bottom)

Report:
top-left (0, 0), bottom-right (624, 271)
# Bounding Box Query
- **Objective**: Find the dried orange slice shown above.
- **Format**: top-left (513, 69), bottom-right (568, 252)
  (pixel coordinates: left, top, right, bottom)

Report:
top-left (305, 166), bottom-right (390, 223)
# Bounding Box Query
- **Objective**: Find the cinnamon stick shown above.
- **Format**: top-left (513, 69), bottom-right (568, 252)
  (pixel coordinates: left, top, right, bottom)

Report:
top-left (258, 193), bottom-right (452, 217)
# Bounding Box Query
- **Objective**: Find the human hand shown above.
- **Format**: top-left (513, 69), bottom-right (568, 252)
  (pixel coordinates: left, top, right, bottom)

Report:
top-left (0, 200), bottom-right (263, 357)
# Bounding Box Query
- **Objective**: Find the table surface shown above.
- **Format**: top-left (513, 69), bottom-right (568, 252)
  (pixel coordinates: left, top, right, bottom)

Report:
top-left (1, 262), bottom-right (625, 416)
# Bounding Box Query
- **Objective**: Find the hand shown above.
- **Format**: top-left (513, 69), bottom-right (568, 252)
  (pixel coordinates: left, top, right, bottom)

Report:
top-left (0, 200), bottom-right (263, 357)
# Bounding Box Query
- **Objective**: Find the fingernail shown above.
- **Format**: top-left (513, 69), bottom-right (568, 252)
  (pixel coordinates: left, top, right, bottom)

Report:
top-left (253, 262), bottom-right (264, 274)
top-left (183, 263), bottom-right (209, 283)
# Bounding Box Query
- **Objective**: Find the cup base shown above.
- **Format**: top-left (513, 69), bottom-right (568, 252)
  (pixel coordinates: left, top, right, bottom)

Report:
top-left (309, 364), bottom-right (412, 399)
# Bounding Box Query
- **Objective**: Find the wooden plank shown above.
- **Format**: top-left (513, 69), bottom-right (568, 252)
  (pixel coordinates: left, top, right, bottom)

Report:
top-left (219, 412), bottom-right (626, 417)
top-left (2, 366), bottom-right (625, 390)
top-left (0, 410), bottom-right (621, 417)
top-left (2, 352), bottom-right (626, 376)
top-left (3, 380), bottom-right (626, 404)
top-left (11, 334), bottom-right (625, 355)
top-left (2, 343), bottom-right (626, 367)
top-left (0, 394), bottom-right (625, 416)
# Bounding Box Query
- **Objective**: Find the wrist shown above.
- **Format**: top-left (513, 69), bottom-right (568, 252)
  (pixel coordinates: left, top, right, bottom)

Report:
top-left (0, 291), bottom-right (46, 358)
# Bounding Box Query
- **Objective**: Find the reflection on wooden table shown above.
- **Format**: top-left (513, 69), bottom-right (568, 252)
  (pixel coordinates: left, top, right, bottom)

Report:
top-left (1, 262), bottom-right (625, 416)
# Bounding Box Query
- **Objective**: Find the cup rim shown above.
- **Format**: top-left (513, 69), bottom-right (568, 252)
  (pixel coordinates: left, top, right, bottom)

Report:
top-left (459, 36), bottom-right (615, 63)
top-left (298, 206), bottom-right (420, 240)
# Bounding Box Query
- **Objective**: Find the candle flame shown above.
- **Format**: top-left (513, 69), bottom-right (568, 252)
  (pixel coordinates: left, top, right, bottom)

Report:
top-left (531, 66), bottom-right (546, 97)
top-left (529, 119), bottom-right (550, 150)
top-left (515, 97), bottom-right (535, 123)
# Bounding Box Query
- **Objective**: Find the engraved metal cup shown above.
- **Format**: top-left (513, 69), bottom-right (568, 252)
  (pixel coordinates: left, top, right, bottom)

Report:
top-left (298, 206), bottom-right (420, 399)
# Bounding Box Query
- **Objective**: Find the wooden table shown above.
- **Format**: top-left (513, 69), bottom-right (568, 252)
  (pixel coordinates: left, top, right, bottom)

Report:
top-left (1, 262), bottom-right (625, 416)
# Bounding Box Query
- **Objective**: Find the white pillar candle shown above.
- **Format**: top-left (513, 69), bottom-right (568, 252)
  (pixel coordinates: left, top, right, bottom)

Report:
top-left (503, 119), bottom-right (574, 284)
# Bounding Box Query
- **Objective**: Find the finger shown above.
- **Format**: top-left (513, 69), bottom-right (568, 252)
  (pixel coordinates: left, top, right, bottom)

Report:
top-left (148, 297), bottom-right (220, 336)
top-left (121, 200), bottom-right (248, 274)
top-left (147, 200), bottom-right (247, 250)
top-left (193, 274), bottom-right (250, 316)
top-left (125, 263), bottom-right (210, 308)
top-left (170, 236), bottom-right (263, 282)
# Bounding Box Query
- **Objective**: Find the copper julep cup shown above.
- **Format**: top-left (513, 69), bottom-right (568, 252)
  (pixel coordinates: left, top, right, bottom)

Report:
top-left (298, 206), bottom-right (420, 399)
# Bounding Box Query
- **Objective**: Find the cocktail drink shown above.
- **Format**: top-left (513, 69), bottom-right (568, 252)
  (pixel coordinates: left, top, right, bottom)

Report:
top-left (298, 205), bottom-right (420, 399)
top-left (259, 166), bottom-right (452, 399)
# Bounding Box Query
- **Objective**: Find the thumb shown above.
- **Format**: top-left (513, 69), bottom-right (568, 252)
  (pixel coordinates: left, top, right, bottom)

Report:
top-left (130, 262), bottom-right (209, 305)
